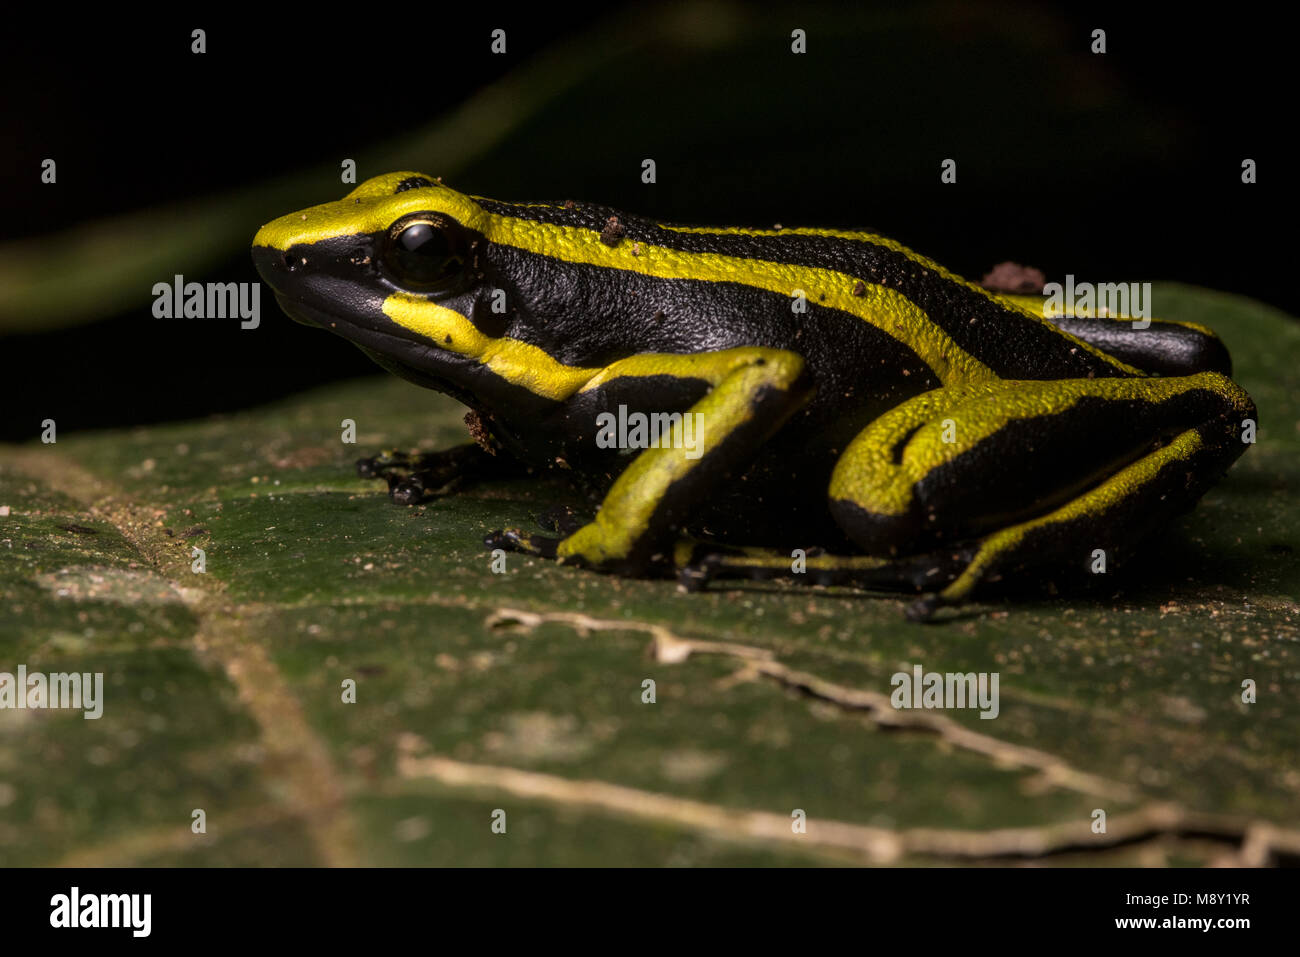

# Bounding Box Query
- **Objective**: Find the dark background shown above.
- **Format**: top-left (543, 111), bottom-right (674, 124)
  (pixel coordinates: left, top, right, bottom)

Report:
top-left (1, 2), bottom-right (1292, 441)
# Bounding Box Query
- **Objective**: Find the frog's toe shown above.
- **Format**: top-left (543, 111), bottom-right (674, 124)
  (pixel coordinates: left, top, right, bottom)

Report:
top-left (484, 528), bottom-right (560, 560)
top-left (904, 594), bottom-right (944, 623)
top-left (356, 450), bottom-right (411, 479)
top-left (388, 474), bottom-right (430, 505)
top-left (677, 552), bottom-right (723, 591)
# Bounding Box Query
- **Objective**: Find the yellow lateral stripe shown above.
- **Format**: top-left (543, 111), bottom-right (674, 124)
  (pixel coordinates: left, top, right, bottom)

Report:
top-left (382, 300), bottom-right (804, 402)
top-left (382, 294), bottom-right (598, 401)
top-left (939, 429), bottom-right (1205, 602)
top-left (481, 217), bottom-right (995, 386)
top-left (831, 372), bottom-right (1245, 516)
top-left (578, 347), bottom-right (796, 392)
top-left (657, 223), bottom-right (1143, 374)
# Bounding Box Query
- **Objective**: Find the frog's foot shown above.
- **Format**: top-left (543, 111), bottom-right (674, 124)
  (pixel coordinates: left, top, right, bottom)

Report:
top-left (357, 444), bottom-right (523, 505)
top-left (535, 504), bottom-right (588, 537)
top-left (675, 540), bottom-right (974, 620)
top-left (483, 504), bottom-right (591, 564)
top-left (484, 528), bottom-right (560, 560)
top-left (487, 522), bottom-right (682, 578)
top-left (355, 448), bottom-right (420, 480)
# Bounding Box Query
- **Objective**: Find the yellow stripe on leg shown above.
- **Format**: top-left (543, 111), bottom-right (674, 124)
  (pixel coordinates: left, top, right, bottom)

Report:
top-left (938, 428), bottom-right (1205, 603)
top-left (557, 349), bottom-right (808, 565)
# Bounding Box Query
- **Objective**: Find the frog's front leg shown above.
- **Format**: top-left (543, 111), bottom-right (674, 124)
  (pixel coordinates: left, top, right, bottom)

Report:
top-left (359, 442), bottom-right (525, 505)
top-left (487, 347), bottom-right (814, 573)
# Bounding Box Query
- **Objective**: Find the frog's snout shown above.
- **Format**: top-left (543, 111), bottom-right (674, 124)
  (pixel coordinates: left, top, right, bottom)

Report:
top-left (251, 242), bottom-right (292, 289)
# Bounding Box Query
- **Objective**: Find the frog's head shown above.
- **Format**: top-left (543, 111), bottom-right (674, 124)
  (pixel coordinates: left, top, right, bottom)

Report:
top-left (252, 172), bottom-right (516, 400)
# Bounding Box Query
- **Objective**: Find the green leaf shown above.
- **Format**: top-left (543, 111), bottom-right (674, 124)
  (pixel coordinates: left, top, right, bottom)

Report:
top-left (1, 282), bottom-right (1297, 866)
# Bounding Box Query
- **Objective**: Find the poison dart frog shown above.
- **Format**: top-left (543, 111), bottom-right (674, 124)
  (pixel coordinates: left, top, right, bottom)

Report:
top-left (252, 172), bottom-right (1256, 619)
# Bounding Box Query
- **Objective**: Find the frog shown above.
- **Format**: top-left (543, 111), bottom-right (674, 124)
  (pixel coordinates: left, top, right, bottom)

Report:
top-left (251, 171), bottom-right (1256, 619)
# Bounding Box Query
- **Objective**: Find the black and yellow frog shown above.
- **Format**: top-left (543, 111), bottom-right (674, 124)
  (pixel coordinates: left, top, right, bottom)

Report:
top-left (252, 172), bottom-right (1255, 618)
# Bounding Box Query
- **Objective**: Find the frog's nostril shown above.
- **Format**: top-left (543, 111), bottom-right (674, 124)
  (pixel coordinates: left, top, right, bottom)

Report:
top-left (251, 245), bottom-right (287, 282)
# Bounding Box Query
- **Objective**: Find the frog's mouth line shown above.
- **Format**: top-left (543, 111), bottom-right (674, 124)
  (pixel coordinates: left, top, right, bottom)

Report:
top-left (272, 292), bottom-right (328, 330)
top-left (253, 241), bottom-right (438, 358)
top-left (272, 292), bottom-right (463, 373)
top-left (269, 290), bottom-right (510, 418)
top-left (252, 245), bottom-right (558, 441)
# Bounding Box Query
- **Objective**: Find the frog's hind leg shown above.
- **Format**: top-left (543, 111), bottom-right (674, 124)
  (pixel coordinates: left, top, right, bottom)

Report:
top-left (904, 426), bottom-right (1232, 619)
top-left (690, 372), bottom-right (1255, 619)
top-left (825, 371), bottom-right (1255, 617)
top-left (1002, 293), bottom-right (1234, 376)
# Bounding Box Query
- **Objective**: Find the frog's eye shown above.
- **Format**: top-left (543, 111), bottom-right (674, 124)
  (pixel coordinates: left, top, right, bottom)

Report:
top-left (382, 213), bottom-right (468, 290)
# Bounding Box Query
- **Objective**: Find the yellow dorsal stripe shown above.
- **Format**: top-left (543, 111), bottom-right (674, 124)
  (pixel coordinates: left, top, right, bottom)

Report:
top-left (479, 216), bottom-right (995, 386)
top-left (256, 176), bottom-right (1060, 388)
top-left (657, 223), bottom-right (1143, 375)
top-left (253, 177), bottom-right (491, 250)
